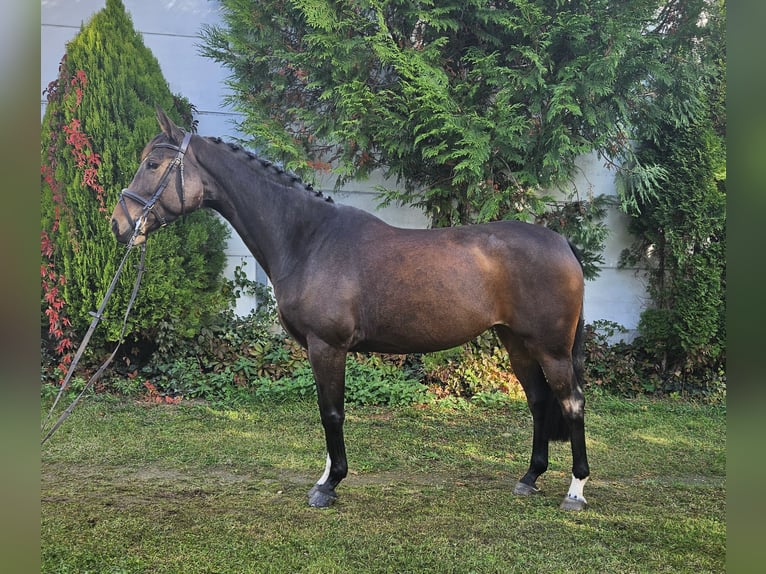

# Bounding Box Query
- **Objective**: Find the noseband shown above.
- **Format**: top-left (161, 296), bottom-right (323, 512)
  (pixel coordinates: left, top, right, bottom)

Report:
top-left (118, 131), bottom-right (193, 233)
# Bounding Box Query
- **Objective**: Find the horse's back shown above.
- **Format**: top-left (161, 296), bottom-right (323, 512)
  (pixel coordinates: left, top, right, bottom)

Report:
top-left (351, 218), bottom-right (582, 296)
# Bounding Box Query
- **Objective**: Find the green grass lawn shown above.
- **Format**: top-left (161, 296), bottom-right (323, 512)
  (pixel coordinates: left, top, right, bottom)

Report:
top-left (41, 394), bottom-right (725, 573)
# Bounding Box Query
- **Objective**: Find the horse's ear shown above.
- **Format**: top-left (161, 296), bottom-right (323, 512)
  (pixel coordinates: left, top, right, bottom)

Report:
top-left (156, 107), bottom-right (184, 143)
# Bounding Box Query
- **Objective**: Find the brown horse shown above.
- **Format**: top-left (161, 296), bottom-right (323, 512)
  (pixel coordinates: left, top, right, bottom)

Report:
top-left (111, 109), bottom-right (591, 511)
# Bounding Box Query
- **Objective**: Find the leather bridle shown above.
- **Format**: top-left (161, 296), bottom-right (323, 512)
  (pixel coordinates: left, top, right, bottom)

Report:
top-left (118, 131), bottom-right (193, 235)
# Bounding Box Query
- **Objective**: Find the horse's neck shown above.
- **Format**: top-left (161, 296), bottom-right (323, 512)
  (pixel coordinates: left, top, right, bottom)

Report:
top-left (199, 140), bottom-right (334, 280)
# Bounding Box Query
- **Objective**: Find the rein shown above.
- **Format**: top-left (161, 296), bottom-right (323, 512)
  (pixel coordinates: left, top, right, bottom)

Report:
top-left (41, 131), bottom-right (192, 445)
top-left (41, 241), bottom-right (146, 444)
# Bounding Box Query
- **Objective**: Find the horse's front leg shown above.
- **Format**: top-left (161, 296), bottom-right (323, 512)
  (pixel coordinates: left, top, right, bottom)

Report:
top-left (306, 337), bottom-right (348, 508)
top-left (512, 392), bottom-right (550, 496)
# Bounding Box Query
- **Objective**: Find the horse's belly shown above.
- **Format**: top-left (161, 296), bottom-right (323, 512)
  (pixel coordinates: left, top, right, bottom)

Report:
top-left (350, 332), bottom-right (487, 354)
top-left (352, 301), bottom-right (499, 354)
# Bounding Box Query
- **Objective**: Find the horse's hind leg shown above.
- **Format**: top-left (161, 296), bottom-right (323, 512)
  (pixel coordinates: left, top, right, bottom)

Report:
top-left (536, 352), bottom-right (590, 511)
top-left (306, 337), bottom-right (348, 508)
top-left (495, 327), bottom-right (555, 497)
top-left (497, 326), bottom-right (590, 510)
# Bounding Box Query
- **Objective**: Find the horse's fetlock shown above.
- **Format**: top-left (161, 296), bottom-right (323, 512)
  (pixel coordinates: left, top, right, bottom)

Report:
top-left (531, 456), bottom-right (548, 475)
top-left (573, 463), bottom-right (590, 480)
top-left (333, 460), bottom-right (348, 480)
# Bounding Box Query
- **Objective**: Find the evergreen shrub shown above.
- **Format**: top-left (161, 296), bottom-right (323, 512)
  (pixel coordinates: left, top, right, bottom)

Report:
top-left (40, 0), bottom-right (230, 383)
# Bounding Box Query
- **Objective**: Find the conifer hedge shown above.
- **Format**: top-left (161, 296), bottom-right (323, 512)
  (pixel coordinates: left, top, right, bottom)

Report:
top-left (41, 0), bottom-right (230, 376)
top-left (200, 0), bottom-right (727, 394)
top-left (618, 1), bottom-right (726, 391)
top-left (621, 105), bottom-right (726, 390)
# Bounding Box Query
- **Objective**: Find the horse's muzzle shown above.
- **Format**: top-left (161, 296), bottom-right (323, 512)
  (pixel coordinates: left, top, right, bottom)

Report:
top-left (111, 217), bottom-right (145, 245)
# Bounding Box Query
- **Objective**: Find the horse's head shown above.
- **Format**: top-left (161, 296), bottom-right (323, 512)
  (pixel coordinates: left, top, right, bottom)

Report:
top-left (110, 108), bottom-right (205, 245)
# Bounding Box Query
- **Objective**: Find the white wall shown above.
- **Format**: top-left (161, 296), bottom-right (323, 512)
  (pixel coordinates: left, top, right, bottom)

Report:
top-left (563, 152), bottom-right (648, 340)
top-left (41, 0), bottom-right (239, 137)
top-left (41, 0), bottom-right (646, 339)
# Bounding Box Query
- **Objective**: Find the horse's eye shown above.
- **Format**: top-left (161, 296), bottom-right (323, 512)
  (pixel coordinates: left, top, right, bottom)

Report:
top-left (147, 161), bottom-right (159, 170)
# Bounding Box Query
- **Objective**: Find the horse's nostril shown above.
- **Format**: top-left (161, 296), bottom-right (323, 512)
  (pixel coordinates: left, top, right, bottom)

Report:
top-left (111, 218), bottom-right (119, 236)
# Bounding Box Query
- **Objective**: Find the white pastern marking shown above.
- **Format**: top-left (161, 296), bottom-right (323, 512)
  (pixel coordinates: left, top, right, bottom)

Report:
top-left (566, 474), bottom-right (589, 502)
top-left (316, 453), bottom-right (331, 486)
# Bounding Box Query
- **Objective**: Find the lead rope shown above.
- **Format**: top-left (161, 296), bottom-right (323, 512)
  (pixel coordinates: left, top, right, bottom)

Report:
top-left (41, 238), bottom-right (147, 445)
top-left (42, 133), bottom-right (191, 445)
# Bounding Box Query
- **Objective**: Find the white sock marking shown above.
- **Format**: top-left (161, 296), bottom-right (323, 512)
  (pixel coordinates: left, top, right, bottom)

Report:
top-left (316, 453), bottom-right (331, 486)
top-left (566, 474), bottom-right (589, 502)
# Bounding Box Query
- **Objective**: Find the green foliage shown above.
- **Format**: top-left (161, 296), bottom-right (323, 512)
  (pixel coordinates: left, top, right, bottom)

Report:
top-left (617, 0), bottom-right (726, 388)
top-left (204, 0), bottom-right (711, 267)
top-left (344, 355), bottom-right (431, 406)
top-left (186, 0), bottom-right (727, 403)
top-left (144, 346), bottom-right (433, 407)
top-left (420, 334), bottom-right (525, 401)
top-left (40, 0), bottom-right (231, 371)
top-left (245, 355), bottom-right (432, 406)
top-left (583, 320), bottom-right (726, 402)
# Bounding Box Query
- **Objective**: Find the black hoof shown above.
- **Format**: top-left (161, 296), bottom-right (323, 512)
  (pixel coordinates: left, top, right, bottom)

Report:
top-left (512, 481), bottom-right (541, 496)
top-left (308, 484), bottom-right (338, 508)
top-left (559, 495), bottom-right (587, 511)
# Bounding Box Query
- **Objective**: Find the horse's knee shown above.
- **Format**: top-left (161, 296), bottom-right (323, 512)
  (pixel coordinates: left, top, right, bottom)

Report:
top-left (320, 408), bottom-right (344, 429)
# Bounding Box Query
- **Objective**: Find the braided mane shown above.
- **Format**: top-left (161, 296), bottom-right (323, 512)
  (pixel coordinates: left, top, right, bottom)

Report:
top-left (205, 136), bottom-right (334, 203)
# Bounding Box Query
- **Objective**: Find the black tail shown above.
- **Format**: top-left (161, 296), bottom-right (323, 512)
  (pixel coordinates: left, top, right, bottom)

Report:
top-left (543, 392), bottom-right (571, 442)
top-left (568, 240), bottom-right (586, 390)
top-left (572, 310), bottom-right (586, 388)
